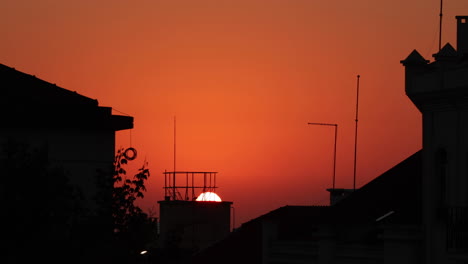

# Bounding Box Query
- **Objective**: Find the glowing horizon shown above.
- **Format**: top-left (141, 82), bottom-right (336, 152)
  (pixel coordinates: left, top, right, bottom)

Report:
top-left (2, 0), bottom-right (466, 228)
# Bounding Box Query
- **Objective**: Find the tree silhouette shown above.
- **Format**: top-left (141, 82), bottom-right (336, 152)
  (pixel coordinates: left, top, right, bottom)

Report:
top-left (110, 148), bottom-right (158, 262)
top-left (2, 141), bottom-right (157, 263)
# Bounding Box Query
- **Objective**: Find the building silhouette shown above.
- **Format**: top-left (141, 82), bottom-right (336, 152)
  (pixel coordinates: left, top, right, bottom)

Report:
top-left (0, 64), bottom-right (133, 262)
top-left (191, 15), bottom-right (468, 264)
top-left (401, 15), bottom-right (468, 264)
top-left (156, 171), bottom-right (232, 263)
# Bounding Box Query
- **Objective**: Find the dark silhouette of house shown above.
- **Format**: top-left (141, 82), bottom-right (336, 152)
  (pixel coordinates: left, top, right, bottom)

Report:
top-left (192, 152), bottom-right (422, 264)
top-left (400, 15), bottom-right (468, 264)
top-left (154, 171), bottom-right (233, 264)
top-left (0, 63), bottom-right (133, 263)
top-left (191, 15), bottom-right (468, 264)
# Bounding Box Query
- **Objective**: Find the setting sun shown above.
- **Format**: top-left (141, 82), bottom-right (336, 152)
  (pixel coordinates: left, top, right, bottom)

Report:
top-left (196, 192), bottom-right (222, 202)
top-left (2, 0), bottom-right (466, 229)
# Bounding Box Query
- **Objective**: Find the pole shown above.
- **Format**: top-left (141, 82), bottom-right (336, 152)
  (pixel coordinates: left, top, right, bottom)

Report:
top-left (439, 0), bottom-right (443, 51)
top-left (173, 116), bottom-right (176, 200)
top-left (174, 116), bottom-right (176, 173)
top-left (308, 122), bottom-right (338, 189)
top-left (353, 75), bottom-right (360, 191)
top-left (333, 124), bottom-right (337, 189)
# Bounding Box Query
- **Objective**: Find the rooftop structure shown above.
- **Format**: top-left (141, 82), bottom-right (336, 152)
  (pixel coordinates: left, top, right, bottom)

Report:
top-left (163, 171), bottom-right (219, 201)
top-left (158, 171), bottom-right (233, 257)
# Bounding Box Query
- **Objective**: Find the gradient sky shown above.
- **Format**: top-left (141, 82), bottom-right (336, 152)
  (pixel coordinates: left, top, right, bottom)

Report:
top-left (2, 0), bottom-right (467, 226)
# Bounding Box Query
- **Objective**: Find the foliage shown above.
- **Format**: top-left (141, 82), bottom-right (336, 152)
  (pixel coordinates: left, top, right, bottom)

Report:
top-left (111, 147), bottom-right (158, 257)
top-left (1, 140), bottom-right (157, 263)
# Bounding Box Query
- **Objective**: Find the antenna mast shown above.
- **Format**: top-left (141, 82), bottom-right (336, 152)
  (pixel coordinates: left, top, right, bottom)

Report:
top-left (174, 116), bottom-right (176, 173)
top-left (353, 75), bottom-right (360, 191)
top-left (439, 0), bottom-right (443, 51)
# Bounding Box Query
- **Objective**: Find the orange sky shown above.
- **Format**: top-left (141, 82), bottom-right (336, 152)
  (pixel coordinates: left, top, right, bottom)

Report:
top-left (2, 0), bottom-right (467, 226)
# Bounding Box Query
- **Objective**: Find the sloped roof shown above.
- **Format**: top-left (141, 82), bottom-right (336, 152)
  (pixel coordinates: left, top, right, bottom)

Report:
top-left (234, 150), bottom-right (422, 228)
top-left (241, 205), bottom-right (331, 239)
top-left (191, 205), bottom-right (331, 264)
top-left (191, 151), bottom-right (422, 264)
top-left (0, 63), bottom-right (133, 131)
top-left (331, 150), bottom-right (422, 225)
top-left (0, 63), bottom-right (98, 107)
top-left (433, 43), bottom-right (458, 60)
top-left (400, 50), bottom-right (429, 66)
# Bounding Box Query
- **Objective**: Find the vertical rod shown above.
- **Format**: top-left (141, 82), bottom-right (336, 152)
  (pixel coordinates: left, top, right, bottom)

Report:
top-left (192, 172), bottom-right (195, 200)
top-left (209, 173), bottom-right (212, 191)
top-left (173, 116), bottom-right (176, 200)
top-left (164, 170), bottom-right (167, 198)
top-left (203, 172), bottom-right (207, 193)
top-left (173, 116), bottom-right (176, 173)
top-left (185, 172), bottom-right (189, 200)
top-left (173, 172), bottom-right (176, 200)
top-left (333, 124), bottom-right (338, 189)
top-left (129, 129), bottom-right (132, 147)
top-left (353, 75), bottom-right (360, 191)
top-left (439, 0), bottom-right (443, 51)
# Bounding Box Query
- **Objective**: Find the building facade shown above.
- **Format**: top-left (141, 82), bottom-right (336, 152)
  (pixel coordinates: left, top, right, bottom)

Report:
top-left (0, 63), bottom-right (133, 262)
top-left (401, 15), bottom-right (468, 264)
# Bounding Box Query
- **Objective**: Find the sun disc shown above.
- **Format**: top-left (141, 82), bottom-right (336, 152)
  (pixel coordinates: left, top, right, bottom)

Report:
top-left (196, 192), bottom-right (222, 202)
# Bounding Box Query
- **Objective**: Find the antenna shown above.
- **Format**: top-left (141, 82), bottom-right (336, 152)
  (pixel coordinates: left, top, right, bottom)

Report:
top-left (439, 0), bottom-right (443, 51)
top-left (353, 75), bottom-right (360, 191)
top-left (174, 116), bottom-right (176, 173)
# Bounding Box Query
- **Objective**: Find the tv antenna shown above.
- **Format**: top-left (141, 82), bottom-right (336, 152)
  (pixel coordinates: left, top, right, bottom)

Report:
top-left (353, 75), bottom-right (360, 191)
top-left (439, 0), bottom-right (444, 51)
top-left (173, 116), bottom-right (176, 173)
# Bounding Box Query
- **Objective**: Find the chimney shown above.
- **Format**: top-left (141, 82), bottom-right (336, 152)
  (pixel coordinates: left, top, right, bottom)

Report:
top-left (456, 16), bottom-right (468, 55)
top-left (326, 188), bottom-right (354, 205)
